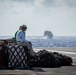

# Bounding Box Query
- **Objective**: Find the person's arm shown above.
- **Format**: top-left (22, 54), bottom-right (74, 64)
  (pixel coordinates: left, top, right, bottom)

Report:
top-left (18, 31), bottom-right (28, 43)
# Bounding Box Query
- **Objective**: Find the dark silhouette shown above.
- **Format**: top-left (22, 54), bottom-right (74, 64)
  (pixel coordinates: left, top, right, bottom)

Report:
top-left (44, 30), bottom-right (53, 39)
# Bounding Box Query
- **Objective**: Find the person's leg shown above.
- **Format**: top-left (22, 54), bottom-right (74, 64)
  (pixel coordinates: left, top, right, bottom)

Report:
top-left (18, 42), bottom-right (35, 56)
top-left (28, 44), bottom-right (35, 56)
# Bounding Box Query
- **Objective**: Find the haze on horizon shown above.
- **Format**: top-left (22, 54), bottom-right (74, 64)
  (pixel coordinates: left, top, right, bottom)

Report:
top-left (0, 0), bottom-right (76, 36)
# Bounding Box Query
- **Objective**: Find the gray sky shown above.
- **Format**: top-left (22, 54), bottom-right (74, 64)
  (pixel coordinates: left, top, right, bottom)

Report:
top-left (0, 0), bottom-right (76, 36)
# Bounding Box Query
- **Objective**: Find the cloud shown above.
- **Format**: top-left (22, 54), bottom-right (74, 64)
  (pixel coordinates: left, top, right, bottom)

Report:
top-left (0, 0), bottom-right (76, 10)
top-left (33, 0), bottom-right (76, 8)
top-left (33, 0), bottom-right (55, 8)
top-left (0, 0), bottom-right (34, 3)
top-left (66, 0), bottom-right (76, 6)
top-left (0, 0), bottom-right (35, 15)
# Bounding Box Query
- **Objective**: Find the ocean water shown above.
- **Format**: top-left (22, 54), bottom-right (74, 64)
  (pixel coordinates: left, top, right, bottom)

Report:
top-left (0, 36), bottom-right (76, 48)
top-left (28, 36), bottom-right (76, 48)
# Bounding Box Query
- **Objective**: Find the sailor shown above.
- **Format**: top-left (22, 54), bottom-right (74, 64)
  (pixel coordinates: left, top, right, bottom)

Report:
top-left (15, 25), bottom-right (35, 56)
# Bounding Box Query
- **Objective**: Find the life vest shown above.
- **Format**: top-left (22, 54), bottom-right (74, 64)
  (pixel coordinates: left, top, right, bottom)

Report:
top-left (14, 30), bottom-right (19, 43)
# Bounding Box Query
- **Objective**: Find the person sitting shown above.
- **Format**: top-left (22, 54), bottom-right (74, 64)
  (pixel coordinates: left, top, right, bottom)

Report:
top-left (15, 24), bottom-right (35, 56)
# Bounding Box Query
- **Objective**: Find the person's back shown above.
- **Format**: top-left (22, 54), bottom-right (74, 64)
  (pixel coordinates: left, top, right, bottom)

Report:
top-left (14, 26), bottom-right (22, 43)
top-left (16, 30), bottom-right (27, 44)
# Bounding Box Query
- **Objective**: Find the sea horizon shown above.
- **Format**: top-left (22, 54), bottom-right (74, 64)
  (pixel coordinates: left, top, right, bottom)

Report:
top-left (0, 35), bottom-right (76, 48)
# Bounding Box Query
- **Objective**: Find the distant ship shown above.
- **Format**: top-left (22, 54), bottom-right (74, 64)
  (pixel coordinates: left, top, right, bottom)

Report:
top-left (43, 30), bottom-right (53, 39)
top-left (27, 31), bottom-right (53, 40)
